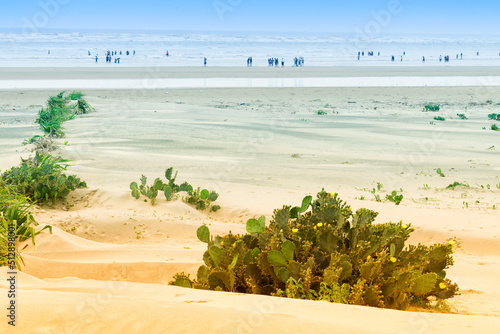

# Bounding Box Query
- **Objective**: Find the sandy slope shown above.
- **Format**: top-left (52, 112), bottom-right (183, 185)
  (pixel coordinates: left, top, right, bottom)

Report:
top-left (1, 69), bottom-right (500, 333)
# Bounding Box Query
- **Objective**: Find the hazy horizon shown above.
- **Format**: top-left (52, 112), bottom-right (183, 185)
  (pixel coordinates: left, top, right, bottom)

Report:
top-left (1, 0), bottom-right (499, 36)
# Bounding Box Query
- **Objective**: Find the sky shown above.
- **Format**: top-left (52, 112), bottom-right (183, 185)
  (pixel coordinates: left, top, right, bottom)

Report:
top-left (1, 0), bottom-right (499, 35)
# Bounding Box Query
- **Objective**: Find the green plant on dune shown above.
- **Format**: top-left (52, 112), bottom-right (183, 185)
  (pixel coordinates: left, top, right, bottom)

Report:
top-left (423, 104), bottom-right (440, 112)
top-left (456, 114), bottom-right (468, 120)
top-left (436, 168), bottom-right (445, 177)
top-left (171, 190), bottom-right (459, 311)
top-left (316, 110), bottom-right (328, 115)
top-left (130, 167), bottom-right (220, 211)
top-left (492, 124), bottom-right (500, 131)
top-left (433, 116), bottom-right (445, 121)
top-left (0, 153), bottom-right (87, 205)
top-left (488, 113), bottom-right (500, 121)
top-left (386, 190), bottom-right (403, 205)
top-left (36, 91), bottom-right (95, 137)
top-left (446, 182), bottom-right (469, 190)
top-left (0, 187), bottom-right (52, 269)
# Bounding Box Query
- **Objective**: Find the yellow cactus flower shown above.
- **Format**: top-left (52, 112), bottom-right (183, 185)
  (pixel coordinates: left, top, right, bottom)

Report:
top-left (448, 240), bottom-right (455, 246)
top-left (367, 256), bottom-right (371, 261)
top-left (401, 224), bottom-right (407, 229)
top-left (439, 282), bottom-right (446, 289)
top-left (220, 241), bottom-right (224, 246)
top-left (390, 257), bottom-right (397, 263)
top-left (317, 223), bottom-right (323, 228)
top-left (292, 228), bottom-right (299, 233)
top-left (313, 225), bottom-right (317, 230)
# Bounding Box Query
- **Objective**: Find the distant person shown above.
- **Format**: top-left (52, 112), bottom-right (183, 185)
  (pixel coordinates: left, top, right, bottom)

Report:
top-left (456, 54), bottom-right (458, 59)
top-left (95, 55), bottom-right (98, 63)
top-left (133, 50), bottom-right (136, 55)
top-left (204, 57), bottom-right (207, 66)
top-left (477, 51), bottom-right (479, 56)
top-left (439, 55), bottom-right (442, 62)
top-left (281, 58), bottom-right (284, 67)
top-left (88, 51), bottom-right (91, 56)
top-left (48, 50), bottom-right (50, 55)
top-left (391, 55), bottom-right (395, 62)
top-left (378, 51), bottom-right (380, 56)
top-left (403, 51), bottom-right (405, 55)
top-left (166, 51), bottom-right (169, 56)
top-left (126, 51), bottom-right (129, 56)
top-left (461, 53), bottom-right (463, 59)
top-left (401, 56), bottom-right (403, 61)
top-left (423, 56), bottom-right (425, 62)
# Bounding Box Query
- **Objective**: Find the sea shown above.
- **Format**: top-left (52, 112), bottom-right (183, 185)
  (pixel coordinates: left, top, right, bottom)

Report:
top-left (1, 29), bottom-right (500, 67)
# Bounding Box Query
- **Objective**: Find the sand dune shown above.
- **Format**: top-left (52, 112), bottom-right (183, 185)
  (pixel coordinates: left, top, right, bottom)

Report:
top-left (1, 69), bottom-right (500, 333)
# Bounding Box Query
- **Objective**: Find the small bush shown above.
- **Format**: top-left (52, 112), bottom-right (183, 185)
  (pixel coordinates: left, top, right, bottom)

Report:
top-left (171, 190), bottom-right (459, 311)
top-left (317, 110), bottom-right (327, 115)
top-left (488, 113), bottom-right (500, 121)
top-left (130, 167), bottom-right (220, 211)
top-left (386, 190), bottom-right (403, 205)
top-left (36, 91), bottom-right (94, 137)
top-left (0, 153), bottom-right (87, 204)
top-left (424, 105), bottom-right (440, 112)
top-left (446, 182), bottom-right (469, 190)
top-left (456, 114), bottom-right (467, 120)
top-left (492, 124), bottom-right (500, 131)
top-left (434, 116), bottom-right (445, 121)
top-left (0, 188), bottom-right (52, 269)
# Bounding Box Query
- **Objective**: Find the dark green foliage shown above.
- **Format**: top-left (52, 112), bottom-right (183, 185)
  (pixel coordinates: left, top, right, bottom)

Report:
top-left (456, 114), bottom-right (468, 120)
top-left (433, 116), bottom-right (445, 121)
top-left (492, 124), bottom-right (500, 131)
top-left (317, 110), bottom-right (327, 115)
top-left (66, 91), bottom-right (85, 100)
top-left (171, 190), bottom-right (459, 311)
top-left (424, 104), bottom-right (440, 112)
top-left (436, 168), bottom-right (445, 177)
top-left (185, 187), bottom-right (220, 212)
top-left (36, 91), bottom-right (94, 137)
top-left (488, 113), bottom-right (500, 121)
top-left (446, 182), bottom-right (469, 190)
top-left (0, 153), bottom-right (87, 204)
top-left (386, 190), bottom-right (403, 205)
top-left (0, 188), bottom-right (52, 269)
top-left (130, 167), bottom-right (220, 211)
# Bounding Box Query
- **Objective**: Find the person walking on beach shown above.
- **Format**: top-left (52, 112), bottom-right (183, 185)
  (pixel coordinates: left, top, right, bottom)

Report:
top-left (281, 58), bottom-right (284, 67)
top-left (422, 56), bottom-right (425, 62)
top-left (204, 57), bottom-right (207, 67)
top-left (95, 55), bottom-right (98, 63)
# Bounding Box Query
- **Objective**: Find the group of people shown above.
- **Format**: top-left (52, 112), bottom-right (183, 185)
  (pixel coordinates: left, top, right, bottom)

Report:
top-left (93, 50), bottom-right (135, 63)
top-left (246, 57), bottom-right (253, 66)
top-left (267, 58), bottom-right (284, 67)
top-left (293, 57), bottom-right (305, 67)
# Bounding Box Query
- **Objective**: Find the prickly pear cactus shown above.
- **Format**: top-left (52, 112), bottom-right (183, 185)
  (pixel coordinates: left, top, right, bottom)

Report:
top-left (170, 189), bottom-right (459, 311)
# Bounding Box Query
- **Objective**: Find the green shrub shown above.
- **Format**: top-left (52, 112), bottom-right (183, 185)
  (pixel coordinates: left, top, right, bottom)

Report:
top-left (434, 116), bottom-right (445, 121)
top-left (66, 91), bottom-right (85, 100)
top-left (456, 114), bottom-right (467, 120)
top-left (171, 190), bottom-right (458, 310)
top-left (386, 190), bottom-right (403, 205)
top-left (446, 182), bottom-right (469, 190)
top-left (0, 153), bottom-right (87, 204)
top-left (0, 188), bottom-right (52, 269)
top-left (488, 113), bottom-right (500, 121)
top-left (36, 91), bottom-right (94, 137)
top-left (492, 124), bottom-right (500, 131)
top-left (424, 105), bottom-right (440, 112)
top-left (317, 110), bottom-right (327, 115)
top-left (130, 167), bottom-right (220, 211)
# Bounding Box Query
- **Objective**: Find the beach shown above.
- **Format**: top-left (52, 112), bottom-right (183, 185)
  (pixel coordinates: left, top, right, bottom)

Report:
top-left (1, 66), bottom-right (500, 333)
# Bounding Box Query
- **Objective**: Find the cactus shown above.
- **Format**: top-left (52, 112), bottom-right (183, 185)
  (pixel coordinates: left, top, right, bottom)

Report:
top-left (170, 189), bottom-right (459, 310)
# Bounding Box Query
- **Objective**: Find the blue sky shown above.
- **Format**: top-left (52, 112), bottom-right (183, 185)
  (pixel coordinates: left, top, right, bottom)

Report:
top-left (1, 0), bottom-right (499, 35)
